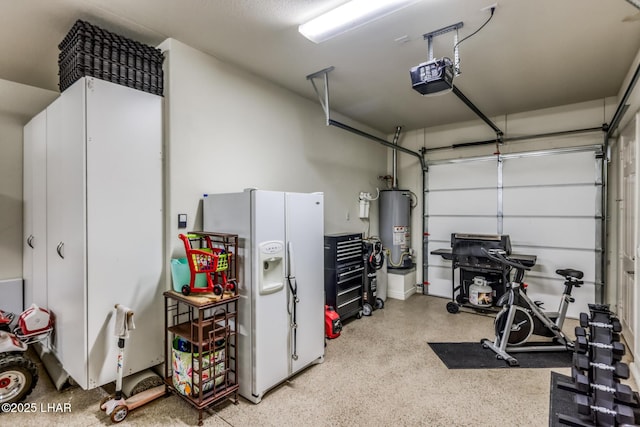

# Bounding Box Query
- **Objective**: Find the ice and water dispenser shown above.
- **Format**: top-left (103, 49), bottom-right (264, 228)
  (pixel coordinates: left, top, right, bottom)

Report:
top-left (258, 241), bottom-right (285, 295)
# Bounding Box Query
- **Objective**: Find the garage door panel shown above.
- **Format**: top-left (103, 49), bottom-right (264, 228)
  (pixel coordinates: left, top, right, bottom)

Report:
top-left (502, 151), bottom-right (597, 186)
top-left (504, 217), bottom-right (596, 249)
top-left (429, 189), bottom-right (497, 215)
top-left (428, 252), bottom-right (451, 268)
top-left (429, 161), bottom-right (496, 190)
top-left (503, 186), bottom-right (598, 216)
top-left (426, 149), bottom-right (601, 310)
top-left (426, 265), bottom-right (452, 298)
top-left (511, 246), bottom-right (596, 282)
top-left (517, 277), bottom-right (595, 319)
top-left (428, 216), bottom-right (497, 242)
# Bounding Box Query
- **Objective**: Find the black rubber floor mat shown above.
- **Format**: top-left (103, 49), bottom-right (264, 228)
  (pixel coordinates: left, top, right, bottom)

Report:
top-left (428, 341), bottom-right (573, 369)
top-left (549, 372), bottom-right (582, 426)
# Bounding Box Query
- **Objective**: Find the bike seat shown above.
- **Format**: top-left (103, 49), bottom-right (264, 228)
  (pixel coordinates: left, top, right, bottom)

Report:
top-left (556, 268), bottom-right (584, 280)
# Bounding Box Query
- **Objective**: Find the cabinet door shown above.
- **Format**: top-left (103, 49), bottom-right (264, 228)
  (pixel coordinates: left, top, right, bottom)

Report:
top-left (85, 78), bottom-right (163, 388)
top-left (46, 79), bottom-right (88, 388)
top-left (23, 110), bottom-right (47, 310)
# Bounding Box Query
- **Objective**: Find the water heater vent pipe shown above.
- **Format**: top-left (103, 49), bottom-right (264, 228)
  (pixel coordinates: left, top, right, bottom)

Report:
top-left (391, 126), bottom-right (402, 189)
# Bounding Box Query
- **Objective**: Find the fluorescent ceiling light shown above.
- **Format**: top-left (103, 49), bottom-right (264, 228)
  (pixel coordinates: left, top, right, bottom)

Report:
top-left (627, 0), bottom-right (640, 10)
top-left (299, 0), bottom-right (417, 43)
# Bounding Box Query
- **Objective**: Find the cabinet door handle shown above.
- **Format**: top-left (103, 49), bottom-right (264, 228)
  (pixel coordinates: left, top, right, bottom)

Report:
top-left (56, 242), bottom-right (64, 259)
top-left (27, 235), bottom-right (34, 249)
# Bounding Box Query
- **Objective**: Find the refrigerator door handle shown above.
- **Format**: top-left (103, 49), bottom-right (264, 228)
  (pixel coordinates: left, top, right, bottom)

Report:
top-left (287, 242), bottom-right (299, 302)
top-left (287, 241), bottom-right (299, 361)
top-left (287, 242), bottom-right (295, 277)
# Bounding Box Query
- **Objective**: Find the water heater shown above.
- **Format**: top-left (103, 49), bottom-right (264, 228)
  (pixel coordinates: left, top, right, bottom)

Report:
top-left (379, 189), bottom-right (412, 269)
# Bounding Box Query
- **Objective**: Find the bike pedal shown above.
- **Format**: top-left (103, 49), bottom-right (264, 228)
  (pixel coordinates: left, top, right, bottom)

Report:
top-left (568, 297), bottom-right (575, 303)
top-left (534, 300), bottom-right (545, 308)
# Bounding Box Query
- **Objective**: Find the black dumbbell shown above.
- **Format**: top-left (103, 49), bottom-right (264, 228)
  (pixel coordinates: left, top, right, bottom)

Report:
top-left (571, 369), bottom-right (590, 393)
top-left (575, 395), bottom-right (636, 425)
top-left (580, 312), bottom-right (622, 333)
top-left (589, 381), bottom-right (636, 404)
top-left (615, 404), bottom-right (636, 425)
top-left (589, 326), bottom-right (621, 344)
top-left (615, 383), bottom-right (635, 405)
top-left (574, 326), bottom-right (618, 341)
top-left (575, 393), bottom-right (591, 415)
top-left (573, 353), bottom-right (630, 379)
top-left (576, 335), bottom-right (625, 357)
top-left (583, 382), bottom-right (635, 406)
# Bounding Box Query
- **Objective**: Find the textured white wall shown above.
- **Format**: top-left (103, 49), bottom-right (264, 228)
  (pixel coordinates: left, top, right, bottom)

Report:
top-left (0, 79), bottom-right (57, 281)
top-left (158, 39), bottom-right (387, 266)
top-left (0, 113), bottom-right (25, 279)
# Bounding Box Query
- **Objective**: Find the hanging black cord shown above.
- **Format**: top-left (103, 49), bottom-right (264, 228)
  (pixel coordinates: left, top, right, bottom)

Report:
top-left (453, 7), bottom-right (495, 52)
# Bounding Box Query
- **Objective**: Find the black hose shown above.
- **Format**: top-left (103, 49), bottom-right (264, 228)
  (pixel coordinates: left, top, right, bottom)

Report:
top-left (367, 241), bottom-right (385, 270)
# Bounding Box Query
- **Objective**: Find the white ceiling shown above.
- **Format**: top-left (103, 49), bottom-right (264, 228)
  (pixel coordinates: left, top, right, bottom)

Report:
top-left (1, 0), bottom-right (640, 133)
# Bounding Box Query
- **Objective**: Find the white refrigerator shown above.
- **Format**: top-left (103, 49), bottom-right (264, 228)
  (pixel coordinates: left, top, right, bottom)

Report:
top-left (203, 189), bottom-right (325, 403)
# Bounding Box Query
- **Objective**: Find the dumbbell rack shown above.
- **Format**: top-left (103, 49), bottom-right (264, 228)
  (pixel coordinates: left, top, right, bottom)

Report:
top-left (557, 304), bottom-right (640, 426)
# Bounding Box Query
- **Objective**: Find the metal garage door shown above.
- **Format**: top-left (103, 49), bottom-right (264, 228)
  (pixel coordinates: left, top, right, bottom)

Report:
top-left (426, 146), bottom-right (604, 318)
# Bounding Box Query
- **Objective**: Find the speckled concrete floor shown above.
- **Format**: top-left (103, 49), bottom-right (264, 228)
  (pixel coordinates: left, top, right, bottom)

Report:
top-left (2, 295), bottom-right (635, 426)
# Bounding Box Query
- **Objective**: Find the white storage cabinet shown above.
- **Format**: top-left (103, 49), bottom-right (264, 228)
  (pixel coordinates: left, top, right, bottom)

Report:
top-left (23, 77), bottom-right (164, 389)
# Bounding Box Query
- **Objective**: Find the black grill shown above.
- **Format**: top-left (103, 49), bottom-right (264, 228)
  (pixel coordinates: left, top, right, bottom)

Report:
top-left (432, 233), bottom-right (536, 313)
top-left (450, 233), bottom-right (512, 271)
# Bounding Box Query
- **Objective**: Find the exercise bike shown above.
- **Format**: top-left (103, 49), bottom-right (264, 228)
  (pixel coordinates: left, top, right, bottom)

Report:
top-left (480, 248), bottom-right (584, 366)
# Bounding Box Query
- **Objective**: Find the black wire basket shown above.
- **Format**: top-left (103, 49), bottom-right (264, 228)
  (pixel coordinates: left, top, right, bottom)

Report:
top-left (58, 19), bottom-right (164, 96)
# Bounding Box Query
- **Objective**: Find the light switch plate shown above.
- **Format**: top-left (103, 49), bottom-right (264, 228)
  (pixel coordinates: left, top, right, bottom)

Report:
top-left (178, 214), bottom-right (187, 229)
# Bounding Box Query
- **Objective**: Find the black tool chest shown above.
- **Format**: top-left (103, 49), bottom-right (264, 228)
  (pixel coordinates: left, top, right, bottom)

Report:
top-left (324, 233), bottom-right (364, 321)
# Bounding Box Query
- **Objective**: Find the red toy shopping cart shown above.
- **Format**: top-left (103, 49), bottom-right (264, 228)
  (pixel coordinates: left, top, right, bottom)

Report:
top-left (178, 233), bottom-right (238, 297)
